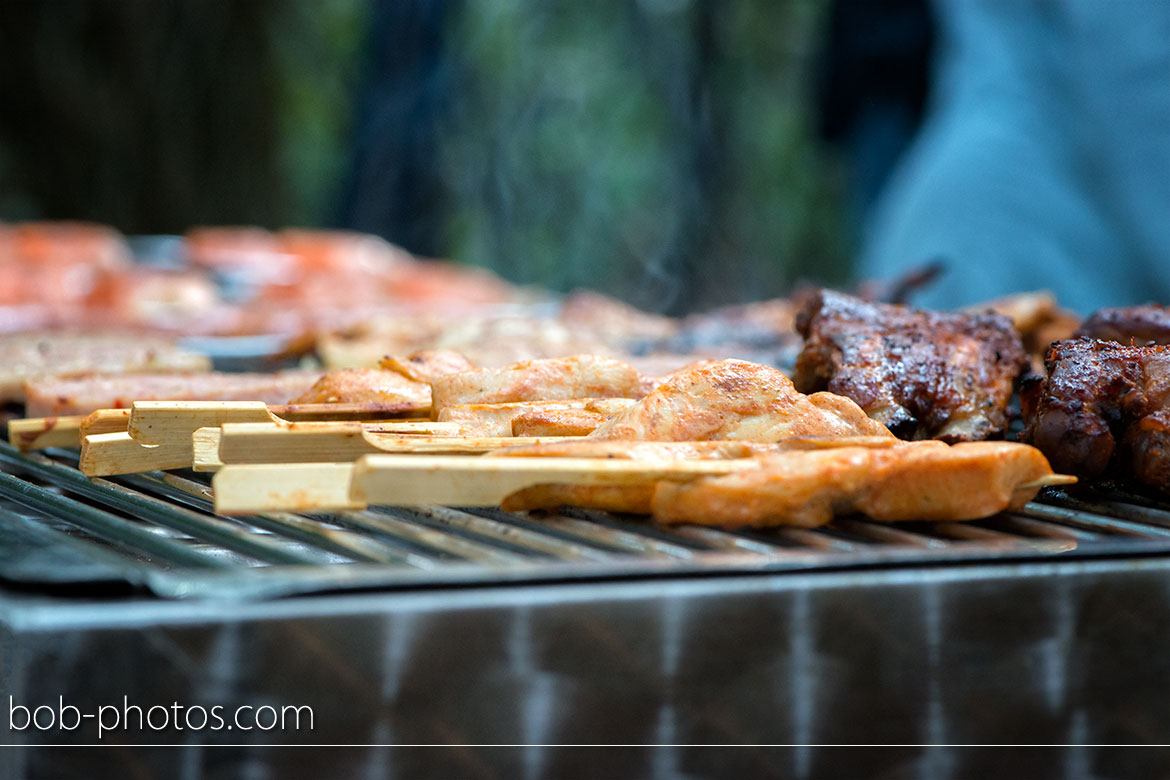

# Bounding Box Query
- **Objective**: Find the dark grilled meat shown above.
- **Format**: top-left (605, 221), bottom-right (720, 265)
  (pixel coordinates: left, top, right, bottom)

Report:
top-left (794, 290), bottom-right (1027, 442)
top-left (1074, 304), bottom-right (1170, 345)
top-left (1021, 338), bottom-right (1170, 495)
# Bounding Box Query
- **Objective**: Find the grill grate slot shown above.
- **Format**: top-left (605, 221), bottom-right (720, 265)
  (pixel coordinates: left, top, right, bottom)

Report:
top-left (4, 440), bottom-right (1170, 599)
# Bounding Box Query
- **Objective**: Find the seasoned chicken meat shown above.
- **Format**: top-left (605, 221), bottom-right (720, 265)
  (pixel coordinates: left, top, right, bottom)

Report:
top-left (1021, 338), bottom-right (1170, 494)
top-left (378, 349), bottom-right (475, 384)
top-left (589, 359), bottom-right (893, 442)
top-left (437, 398), bottom-right (636, 437)
top-left (795, 290), bottom-right (1027, 442)
top-left (430, 355), bottom-right (646, 411)
top-left (290, 368), bottom-right (430, 408)
top-left (511, 399), bottom-right (635, 437)
top-left (653, 441), bottom-right (1058, 527)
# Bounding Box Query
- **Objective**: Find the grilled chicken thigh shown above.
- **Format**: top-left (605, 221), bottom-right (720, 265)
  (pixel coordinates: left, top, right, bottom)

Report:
top-left (589, 358), bottom-right (893, 442)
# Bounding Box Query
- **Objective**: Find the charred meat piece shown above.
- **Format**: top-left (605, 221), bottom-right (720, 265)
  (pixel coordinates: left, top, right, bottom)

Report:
top-left (589, 358), bottom-right (893, 442)
top-left (1074, 303), bottom-right (1170, 345)
top-left (1021, 338), bottom-right (1170, 495)
top-left (794, 290), bottom-right (1027, 442)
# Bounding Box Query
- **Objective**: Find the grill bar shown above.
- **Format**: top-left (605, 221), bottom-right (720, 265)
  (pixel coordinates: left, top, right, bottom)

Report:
top-left (4, 439), bottom-right (1170, 599)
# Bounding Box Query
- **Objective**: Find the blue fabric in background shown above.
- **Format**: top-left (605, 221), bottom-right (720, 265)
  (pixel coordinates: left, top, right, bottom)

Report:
top-left (861, 0), bottom-right (1170, 313)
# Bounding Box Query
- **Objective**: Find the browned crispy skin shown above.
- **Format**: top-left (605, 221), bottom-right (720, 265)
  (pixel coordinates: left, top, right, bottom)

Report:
top-left (795, 290), bottom-right (1027, 442)
top-left (511, 408), bottom-right (609, 437)
top-left (1074, 304), bottom-right (1170, 346)
top-left (494, 437), bottom-right (898, 512)
top-left (1021, 338), bottom-right (1170, 494)
top-left (378, 350), bottom-right (474, 384)
top-left (430, 355), bottom-right (646, 412)
top-left (652, 442), bottom-right (1056, 528)
top-left (437, 398), bottom-right (635, 437)
top-left (290, 368), bottom-right (431, 407)
top-left (589, 359), bottom-right (893, 442)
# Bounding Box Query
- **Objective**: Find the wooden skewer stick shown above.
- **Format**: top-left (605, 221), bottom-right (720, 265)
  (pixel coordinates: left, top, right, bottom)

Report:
top-left (213, 463), bottom-right (363, 514)
top-left (201, 421), bottom-right (567, 470)
top-left (212, 454), bottom-right (758, 515)
top-left (1018, 474), bottom-right (1078, 490)
top-left (11, 400), bottom-right (429, 454)
top-left (8, 414), bottom-right (90, 451)
top-left (78, 400), bottom-right (435, 477)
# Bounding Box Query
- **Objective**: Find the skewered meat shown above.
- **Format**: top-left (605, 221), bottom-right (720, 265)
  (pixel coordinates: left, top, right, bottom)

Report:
top-left (589, 359), bottom-right (893, 442)
top-left (795, 290), bottom-right (1027, 442)
top-left (510, 399), bottom-right (636, 437)
top-left (653, 441), bottom-right (1058, 527)
top-left (495, 438), bottom-right (890, 513)
top-left (1020, 338), bottom-right (1170, 494)
top-left (378, 350), bottom-right (475, 384)
top-left (430, 355), bottom-right (647, 412)
top-left (437, 398), bottom-right (636, 437)
top-left (290, 368), bottom-right (430, 408)
top-left (25, 370), bottom-right (323, 417)
top-left (1, 332), bottom-right (211, 405)
top-left (1074, 304), bottom-right (1170, 345)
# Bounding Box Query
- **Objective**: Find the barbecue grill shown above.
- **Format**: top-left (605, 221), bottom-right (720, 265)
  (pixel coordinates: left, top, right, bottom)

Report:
top-left (3, 438), bottom-right (1170, 777)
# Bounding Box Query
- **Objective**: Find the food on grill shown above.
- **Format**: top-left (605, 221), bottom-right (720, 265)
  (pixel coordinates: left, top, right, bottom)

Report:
top-left (24, 369), bottom-right (324, 417)
top-left (0, 332), bottom-right (212, 405)
top-left (794, 289), bottom-right (1027, 442)
top-left (438, 398), bottom-right (636, 437)
top-left (496, 441), bottom-right (771, 513)
top-left (589, 358), bottom-right (893, 442)
top-left (430, 355), bottom-right (648, 412)
top-left (1021, 338), bottom-right (1170, 494)
top-left (653, 441), bottom-right (1059, 527)
top-left (289, 368), bottom-right (431, 407)
top-left (377, 350), bottom-right (475, 384)
top-left (1073, 303), bottom-right (1170, 346)
top-left (510, 403), bottom-right (628, 437)
top-left (963, 291), bottom-right (1080, 359)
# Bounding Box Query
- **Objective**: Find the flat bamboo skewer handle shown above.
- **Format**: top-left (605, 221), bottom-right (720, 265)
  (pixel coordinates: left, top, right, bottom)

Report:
top-left (8, 408), bottom-right (132, 451)
top-left (214, 463), bottom-right (363, 514)
top-left (213, 455), bottom-right (758, 514)
top-left (351, 455), bottom-right (759, 507)
top-left (79, 401), bottom-right (437, 476)
top-left (203, 422), bottom-right (569, 469)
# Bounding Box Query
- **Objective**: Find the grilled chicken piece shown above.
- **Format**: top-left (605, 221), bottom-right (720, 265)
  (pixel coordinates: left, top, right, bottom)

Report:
top-left (494, 438), bottom-right (897, 513)
top-left (1021, 338), bottom-right (1170, 494)
top-left (589, 359), bottom-right (893, 442)
top-left (290, 368), bottom-right (430, 408)
top-left (378, 350), bottom-right (475, 384)
top-left (795, 290), bottom-right (1027, 442)
top-left (1074, 304), bottom-right (1170, 346)
top-left (653, 441), bottom-right (1058, 528)
top-left (437, 398), bottom-right (636, 437)
top-left (430, 355), bottom-right (646, 412)
top-left (0, 332), bottom-right (211, 405)
top-left (511, 398), bottom-right (636, 437)
top-left (25, 370), bottom-right (321, 417)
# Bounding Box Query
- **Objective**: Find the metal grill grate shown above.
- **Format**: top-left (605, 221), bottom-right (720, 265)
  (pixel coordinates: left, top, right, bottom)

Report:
top-left (2, 439), bottom-right (1170, 600)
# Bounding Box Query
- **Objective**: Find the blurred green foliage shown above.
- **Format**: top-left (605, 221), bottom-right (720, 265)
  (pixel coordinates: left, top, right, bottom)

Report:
top-left (0, 0), bottom-right (848, 310)
top-left (440, 0), bottom-right (850, 310)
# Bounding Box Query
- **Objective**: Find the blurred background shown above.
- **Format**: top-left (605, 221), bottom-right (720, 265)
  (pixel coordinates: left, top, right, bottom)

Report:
top-left (0, 0), bottom-right (937, 314)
